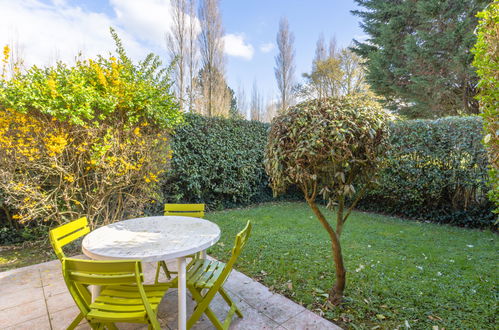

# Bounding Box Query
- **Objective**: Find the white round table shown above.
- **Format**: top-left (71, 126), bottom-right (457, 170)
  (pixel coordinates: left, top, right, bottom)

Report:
top-left (82, 216), bottom-right (221, 330)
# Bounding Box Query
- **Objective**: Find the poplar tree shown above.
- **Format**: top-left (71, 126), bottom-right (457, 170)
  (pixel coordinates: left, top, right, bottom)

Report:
top-left (274, 17), bottom-right (296, 112)
top-left (198, 0), bottom-right (230, 117)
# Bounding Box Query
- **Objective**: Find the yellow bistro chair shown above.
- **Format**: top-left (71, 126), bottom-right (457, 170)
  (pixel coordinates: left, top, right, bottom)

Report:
top-left (155, 203), bottom-right (205, 282)
top-left (62, 258), bottom-right (171, 330)
top-left (49, 217), bottom-right (91, 329)
top-left (184, 221), bottom-right (252, 329)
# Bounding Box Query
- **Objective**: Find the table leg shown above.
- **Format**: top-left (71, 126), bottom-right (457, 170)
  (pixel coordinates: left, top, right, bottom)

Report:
top-left (177, 257), bottom-right (187, 330)
top-left (201, 249), bottom-right (207, 259)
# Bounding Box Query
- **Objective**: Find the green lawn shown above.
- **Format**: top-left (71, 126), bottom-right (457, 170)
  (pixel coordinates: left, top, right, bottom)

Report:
top-left (0, 241), bottom-right (54, 272)
top-left (205, 202), bottom-right (497, 329)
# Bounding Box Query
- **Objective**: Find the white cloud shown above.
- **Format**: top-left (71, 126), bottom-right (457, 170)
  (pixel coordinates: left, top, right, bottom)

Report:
top-left (110, 0), bottom-right (173, 47)
top-left (0, 0), bottom-right (174, 68)
top-left (223, 33), bottom-right (254, 60)
top-left (259, 42), bottom-right (274, 53)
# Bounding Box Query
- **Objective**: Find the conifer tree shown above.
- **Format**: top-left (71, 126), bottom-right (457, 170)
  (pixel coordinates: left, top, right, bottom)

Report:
top-left (352, 0), bottom-right (491, 118)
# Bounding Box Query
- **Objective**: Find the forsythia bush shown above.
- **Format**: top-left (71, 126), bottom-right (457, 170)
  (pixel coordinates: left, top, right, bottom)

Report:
top-left (473, 2), bottom-right (499, 216)
top-left (0, 29), bottom-right (182, 228)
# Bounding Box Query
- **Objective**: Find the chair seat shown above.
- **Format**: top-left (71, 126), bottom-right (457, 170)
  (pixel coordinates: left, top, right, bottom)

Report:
top-left (87, 283), bottom-right (170, 322)
top-left (187, 259), bottom-right (227, 289)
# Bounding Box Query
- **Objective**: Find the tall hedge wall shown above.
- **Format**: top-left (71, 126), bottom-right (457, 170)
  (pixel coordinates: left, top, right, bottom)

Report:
top-left (2, 114), bottom-right (494, 230)
top-left (161, 114), bottom-right (275, 209)
top-left (359, 117), bottom-right (494, 227)
top-left (163, 114), bottom-right (494, 227)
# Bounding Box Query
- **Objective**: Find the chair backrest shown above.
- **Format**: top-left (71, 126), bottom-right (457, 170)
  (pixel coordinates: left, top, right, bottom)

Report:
top-left (49, 217), bottom-right (90, 261)
top-left (212, 221), bottom-right (252, 288)
top-left (164, 203), bottom-right (205, 218)
top-left (227, 221), bottom-right (252, 267)
top-left (62, 258), bottom-right (145, 316)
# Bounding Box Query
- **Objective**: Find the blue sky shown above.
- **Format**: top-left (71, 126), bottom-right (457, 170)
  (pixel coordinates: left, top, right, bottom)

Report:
top-left (0, 0), bottom-right (364, 108)
top-left (222, 1), bottom-right (364, 98)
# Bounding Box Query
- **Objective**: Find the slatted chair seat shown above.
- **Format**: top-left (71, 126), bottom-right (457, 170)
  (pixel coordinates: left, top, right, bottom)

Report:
top-left (87, 283), bottom-right (169, 322)
top-left (62, 258), bottom-right (171, 329)
top-left (186, 259), bottom-right (226, 289)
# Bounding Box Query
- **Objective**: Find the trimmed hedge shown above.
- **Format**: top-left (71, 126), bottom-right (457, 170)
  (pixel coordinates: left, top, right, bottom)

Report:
top-left (163, 114), bottom-right (494, 227)
top-left (161, 114), bottom-right (275, 209)
top-left (1, 114), bottom-right (494, 235)
top-left (359, 116), bottom-right (494, 227)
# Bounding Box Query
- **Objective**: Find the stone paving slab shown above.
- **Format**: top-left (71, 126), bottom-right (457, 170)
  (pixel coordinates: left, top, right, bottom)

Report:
top-left (0, 258), bottom-right (341, 330)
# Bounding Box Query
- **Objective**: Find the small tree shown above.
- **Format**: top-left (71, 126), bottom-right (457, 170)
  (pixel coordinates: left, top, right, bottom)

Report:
top-left (265, 95), bottom-right (391, 304)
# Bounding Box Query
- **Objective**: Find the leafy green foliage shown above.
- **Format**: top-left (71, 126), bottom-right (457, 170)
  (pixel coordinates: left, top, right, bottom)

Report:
top-left (265, 95), bottom-right (391, 207)
top-left (0, 29), bottom-right (182, 227)
top-left (360, 116), bottom-right (495, 227)
top-left (472, 2), bottom-right (499, 216)
top-left (352, 0), bottom-right (490, 118)
top-left (0, 226), bottom-right (46, 245)
top-left (207, 202), bottom-right (497, 329)
top-left (162, 114), bottom-right (274, 209)
top-left (0, 29), bottom-right (182, 129)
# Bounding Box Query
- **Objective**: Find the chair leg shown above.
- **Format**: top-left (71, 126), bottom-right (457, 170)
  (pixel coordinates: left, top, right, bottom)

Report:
top-left (106, 323), bottom-right (118, 330)
top-left (219, 287), bottom-right (243, 318)
top-left (161, 261), bottom-right (172, 280)
top-left (67, 312), bottom-right (84, 330)
top-left (154, 261), bottom-right (161, 284)
top-left (187, 287), bottom-right (224, 330)
top-left (155, 261), bottom-right (172, 283)
top-left (88, 322), bottom-right (103, 330)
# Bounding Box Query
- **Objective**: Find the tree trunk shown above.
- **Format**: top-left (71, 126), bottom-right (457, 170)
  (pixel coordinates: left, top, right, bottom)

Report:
top-left (306, 199), bottom-right (346, 305)
top-left (328, 230), bottom-right (346, 305)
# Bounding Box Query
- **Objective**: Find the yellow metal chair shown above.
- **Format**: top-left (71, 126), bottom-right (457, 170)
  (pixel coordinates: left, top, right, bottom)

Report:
top-left (62, 258), bottom-right (170, 330)
top-left (155, 203), bottom-right (205, 282)
top-left (185, 221), bottom-right (252, 329)
top-left (49, 217), bottom-right (91, 329)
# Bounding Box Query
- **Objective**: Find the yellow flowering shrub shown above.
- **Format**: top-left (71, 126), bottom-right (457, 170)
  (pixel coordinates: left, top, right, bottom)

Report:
top-left (0, 30), bottom-right (182, 228)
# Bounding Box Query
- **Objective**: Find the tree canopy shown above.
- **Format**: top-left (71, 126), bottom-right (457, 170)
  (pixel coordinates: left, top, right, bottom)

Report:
top-left (352, 0), bottom-right (491, 118)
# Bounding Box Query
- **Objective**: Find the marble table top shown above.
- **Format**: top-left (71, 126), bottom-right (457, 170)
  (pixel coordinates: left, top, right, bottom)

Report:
top-left (82, 216), bottom-right (221, 262)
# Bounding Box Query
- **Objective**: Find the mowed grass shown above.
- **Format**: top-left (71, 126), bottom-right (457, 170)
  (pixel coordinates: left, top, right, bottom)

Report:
top-left (205, 202), bottom-right (498, 329)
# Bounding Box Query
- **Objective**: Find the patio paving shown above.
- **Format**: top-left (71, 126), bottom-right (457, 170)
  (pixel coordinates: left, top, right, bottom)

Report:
top-left (0, 257), bottom-right (341, 330)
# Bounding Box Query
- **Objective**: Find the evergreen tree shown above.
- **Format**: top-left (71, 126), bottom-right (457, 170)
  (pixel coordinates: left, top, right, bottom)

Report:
top-left (352, 0), bottom-right (491, 118)
top-left (227, 87), bottom-right (242, 119)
